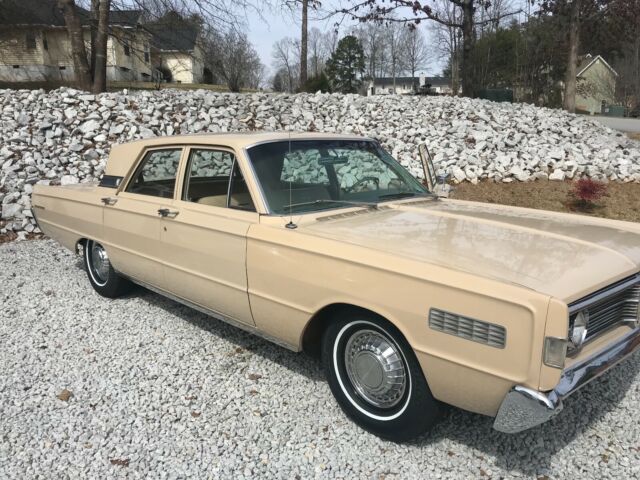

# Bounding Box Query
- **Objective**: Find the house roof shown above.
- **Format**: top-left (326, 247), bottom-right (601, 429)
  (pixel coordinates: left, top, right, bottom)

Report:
top-left (108, 10), bottom-right (143, 26)
top-left (145, 22), bottom-right (199, 52)
top-left (373, 76), bottom-right (451, 86)
top-left (0, 0), bottom-right (68, 27)
top-left (577, 54), bottom-right (618, 78)
top-left (0, 0), bottom-right (142, 28)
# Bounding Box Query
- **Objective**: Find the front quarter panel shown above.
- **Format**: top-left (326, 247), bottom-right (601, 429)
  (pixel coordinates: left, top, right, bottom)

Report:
top-left (246, 222), bottom-right (551, 416)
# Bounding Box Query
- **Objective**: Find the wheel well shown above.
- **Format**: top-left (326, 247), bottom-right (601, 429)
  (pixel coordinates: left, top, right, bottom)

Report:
top-left (75, 238), bottom-right (88, 255)
top-left (302, 303), bottom-right (391, 358)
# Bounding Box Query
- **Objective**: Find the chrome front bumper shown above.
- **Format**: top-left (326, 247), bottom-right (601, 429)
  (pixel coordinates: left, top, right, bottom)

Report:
top-left (493, 327), bottom-right (640, 433)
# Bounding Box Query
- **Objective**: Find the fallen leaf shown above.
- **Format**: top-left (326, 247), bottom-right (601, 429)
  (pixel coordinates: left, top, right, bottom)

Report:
top-left (57, 389), bottom-right (72, 402)
top-left (248, 389), bottom-right (259, 396)
top-left (248, 373), bottom-right (262, 381)
top-left (185, 395), bottom-right (197, 401)
top-left (601, 454), bottom-right (610, 463)
top-left (479, 468), bottom-right (487, 477)
top-left (447, 451), bottom-right (455, 457)
top-left (110, 458), bottom-right (130, 467)
top-left (191, 411), bottom-right (201, 418)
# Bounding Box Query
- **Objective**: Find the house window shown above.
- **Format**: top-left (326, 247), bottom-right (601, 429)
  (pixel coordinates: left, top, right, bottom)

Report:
top-left (144, 44), bottom-right (150, 63)
top-left (42, 33), bottom-right (48, 51)
top-left (123, 39), bottom-right (130, 56)
top-left (26, 32), bottom-right (36, 50)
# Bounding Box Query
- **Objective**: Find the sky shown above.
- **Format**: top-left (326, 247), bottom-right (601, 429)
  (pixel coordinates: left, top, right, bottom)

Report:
top-left (244, 3), bottom-right (336, 77)
top-left (244, 3), bottom-right (446, 79)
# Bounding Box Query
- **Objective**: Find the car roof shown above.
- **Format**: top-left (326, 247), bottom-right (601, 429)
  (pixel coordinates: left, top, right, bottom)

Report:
top-left (104, 131), bottom-right (374, 178)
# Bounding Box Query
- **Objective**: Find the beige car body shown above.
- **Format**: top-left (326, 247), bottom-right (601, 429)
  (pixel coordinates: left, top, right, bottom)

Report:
top-left (32, 133), bottom-right (640, 429)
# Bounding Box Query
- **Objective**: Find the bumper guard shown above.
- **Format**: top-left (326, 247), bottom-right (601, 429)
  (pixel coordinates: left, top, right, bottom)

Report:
top-left (493, 327), bottom-right (640, 433)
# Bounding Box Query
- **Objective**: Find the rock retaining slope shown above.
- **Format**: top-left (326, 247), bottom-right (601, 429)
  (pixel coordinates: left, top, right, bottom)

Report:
top-left (1, 87), bottom-right (639, 235)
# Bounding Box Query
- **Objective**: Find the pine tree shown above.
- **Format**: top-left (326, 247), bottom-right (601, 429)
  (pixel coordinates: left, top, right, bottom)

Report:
top-left (325, 36), bottom-right (365, 93)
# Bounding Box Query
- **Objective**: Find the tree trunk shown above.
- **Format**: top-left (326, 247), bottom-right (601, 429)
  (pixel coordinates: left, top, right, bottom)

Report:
top-left (460, 0), bottom-right (476, 98)
top-left (90, 0), bottom-right (99, 77)
top-left (58, 0), bottom-right (92, 91)
top-left (299, 0), bottom-right (308, 86)
top-left (452, 51), bottom-right (460, 95)
top-left (92, 0), bottom-right (110, 93)
top-left (563, 0), bottom-right (581, 113)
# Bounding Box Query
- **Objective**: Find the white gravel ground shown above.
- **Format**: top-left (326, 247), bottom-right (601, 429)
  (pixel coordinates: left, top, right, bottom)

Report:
top-left (1, 239), bottom-right (640, 479)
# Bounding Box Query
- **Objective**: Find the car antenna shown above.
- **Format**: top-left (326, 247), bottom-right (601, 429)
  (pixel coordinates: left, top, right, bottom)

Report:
top-left (285, 129), bottom-right (297, 229)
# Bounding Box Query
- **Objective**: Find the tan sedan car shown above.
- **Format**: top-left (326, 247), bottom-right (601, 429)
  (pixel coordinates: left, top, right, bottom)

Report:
top-left (32, 132), bottom-right (640, 441)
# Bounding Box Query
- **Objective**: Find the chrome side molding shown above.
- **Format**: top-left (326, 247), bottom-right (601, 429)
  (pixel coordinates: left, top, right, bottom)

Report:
top-left (122, 274), bottom-right (299, 352)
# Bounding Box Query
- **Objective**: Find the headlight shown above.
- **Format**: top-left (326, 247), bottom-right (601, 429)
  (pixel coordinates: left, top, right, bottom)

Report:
top-left (569, 310), bottom-right (589, 349)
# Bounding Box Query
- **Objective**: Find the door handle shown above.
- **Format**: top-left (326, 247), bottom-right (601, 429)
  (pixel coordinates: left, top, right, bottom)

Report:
top-left (101, 197), bottom-right (118, 206)
top-left (157, 208), bottom-right (179, 218)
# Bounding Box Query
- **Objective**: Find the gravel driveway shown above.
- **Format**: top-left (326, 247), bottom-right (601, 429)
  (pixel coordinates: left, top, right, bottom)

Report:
top-left (1, 240), bottom-right (639, 479)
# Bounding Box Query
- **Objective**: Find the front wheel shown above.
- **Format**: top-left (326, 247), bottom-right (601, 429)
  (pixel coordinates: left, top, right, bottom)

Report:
top-left (322, 313), bottom-right (441, 442)
top-left (83, 240), bottom-right (133, 298)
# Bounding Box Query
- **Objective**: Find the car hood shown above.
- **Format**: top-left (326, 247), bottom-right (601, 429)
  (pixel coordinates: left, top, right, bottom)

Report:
top-left (302, 199), bottom-right (640, 303)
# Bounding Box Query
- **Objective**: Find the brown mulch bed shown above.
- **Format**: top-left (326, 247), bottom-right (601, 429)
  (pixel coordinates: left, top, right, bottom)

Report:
top-left (451, 180), bottom-right (640, 223)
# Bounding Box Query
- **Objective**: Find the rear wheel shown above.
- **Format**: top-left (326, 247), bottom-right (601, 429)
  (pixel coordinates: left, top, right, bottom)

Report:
top-left (83, 240), bottom-right (133, 298)
top-left (322, 312), bottom-right (441, 442)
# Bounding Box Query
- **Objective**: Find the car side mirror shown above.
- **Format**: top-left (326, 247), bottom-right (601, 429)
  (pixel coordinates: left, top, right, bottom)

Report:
top-left (419, 144), bottom-right (450, 197)
top-left (419, 144), bottom-right (437, 191)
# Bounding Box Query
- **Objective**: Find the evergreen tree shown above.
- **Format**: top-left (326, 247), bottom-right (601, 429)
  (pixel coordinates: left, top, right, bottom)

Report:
top-left (326, 36), bottom-right (365, 93)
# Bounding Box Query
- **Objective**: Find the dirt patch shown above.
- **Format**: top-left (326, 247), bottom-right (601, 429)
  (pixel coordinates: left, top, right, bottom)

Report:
top-left (451, 180), bottom-right (640, 223)
top-left (628, 132), bottom-right (640, 141)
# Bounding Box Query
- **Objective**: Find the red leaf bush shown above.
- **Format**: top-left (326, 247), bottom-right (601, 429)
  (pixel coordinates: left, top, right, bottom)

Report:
top-left (569, 178), bottom-right (608, 212)
top-left (571, 178), bottom-right (608, 203)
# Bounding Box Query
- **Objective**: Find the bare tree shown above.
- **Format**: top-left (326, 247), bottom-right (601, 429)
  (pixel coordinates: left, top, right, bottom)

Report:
top-left (385, 23), bottom-right (407, 92)
top-left (403, 27), bottom-right (431, 85)
top-left (209, 30), bottom-right (264, 92)
top-left (431, 0), bottom-right (463, 94)
top-left (57, 0), bottom-right (94, 91)
top-left (92, 0), bottom-right (110, 92)
top-left (272, 37), bottom-right (300, 92)
top-left (353, 23), bottom-right (387, 81)
top-left (334, 0), bottom-right (520, 97)
top-left (307, 27), bottom-right (332, 77)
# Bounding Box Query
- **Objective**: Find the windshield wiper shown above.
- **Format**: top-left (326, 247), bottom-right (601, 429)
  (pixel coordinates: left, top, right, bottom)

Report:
top-left (283, 199), bottom-right (379, 212)
top-left (377, 192), bottom-right (435, 201)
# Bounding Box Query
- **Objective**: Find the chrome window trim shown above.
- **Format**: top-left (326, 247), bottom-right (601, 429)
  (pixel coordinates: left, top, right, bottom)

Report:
top-left (226, 156), bottom-right (235, 208)
top-left (124, 146), bottom-right (183, 199)
top-left (242, 137), bottom-right (430, 217)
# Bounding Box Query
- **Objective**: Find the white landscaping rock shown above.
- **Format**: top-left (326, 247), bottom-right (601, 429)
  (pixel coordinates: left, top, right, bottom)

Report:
top-left (0, 86), bottom-right (638, 232)
top-left (549, 169), bottom-right (566, 181)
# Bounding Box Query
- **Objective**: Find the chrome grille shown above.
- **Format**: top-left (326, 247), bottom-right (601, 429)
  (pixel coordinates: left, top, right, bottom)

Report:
top-left (570, 278), bottom-right (640, 341)
top-left (429, 308), bottom-right (506, 348)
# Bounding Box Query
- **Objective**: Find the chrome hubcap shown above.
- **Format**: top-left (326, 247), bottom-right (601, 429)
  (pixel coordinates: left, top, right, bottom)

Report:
top-left (90, 243), bottom-right (110, 283)
top-left (344, 329), bottom-right (407, 409)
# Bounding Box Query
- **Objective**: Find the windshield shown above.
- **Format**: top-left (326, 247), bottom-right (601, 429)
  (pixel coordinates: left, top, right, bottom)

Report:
top-left (246, 140), bottom-right (429, 214)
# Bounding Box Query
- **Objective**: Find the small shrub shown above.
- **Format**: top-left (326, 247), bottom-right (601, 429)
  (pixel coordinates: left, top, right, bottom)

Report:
top-left (301, 73), bottom-right (331, 93)
top-left (569, 178), bottom-right (608, 212)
